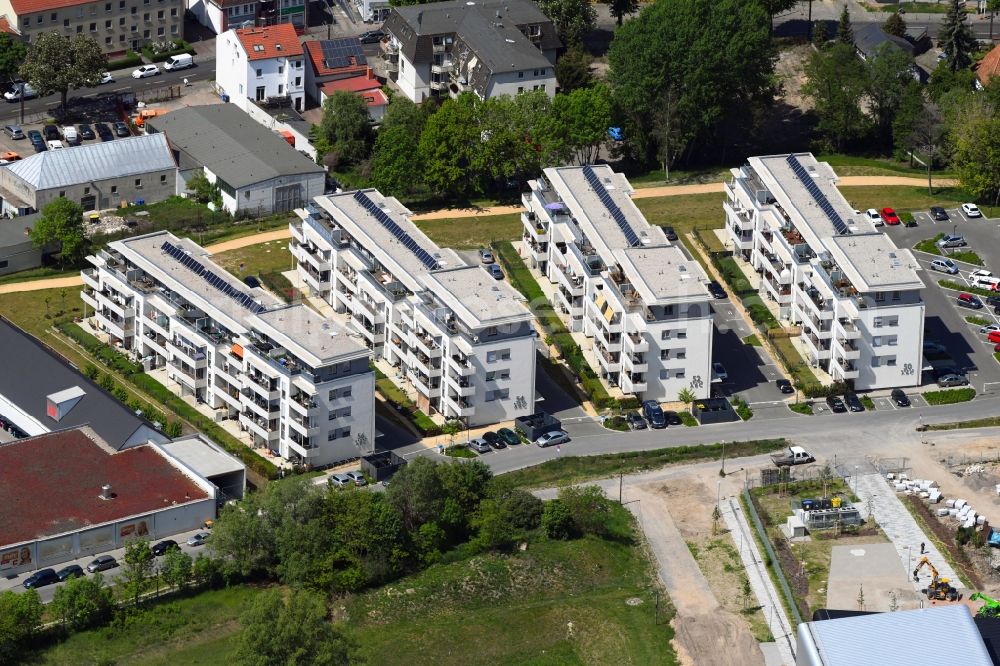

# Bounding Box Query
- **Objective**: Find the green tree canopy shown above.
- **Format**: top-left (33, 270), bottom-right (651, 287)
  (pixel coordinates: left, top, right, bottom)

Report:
top-left (120, 538), bottom-right (154, 606)
top-left (418, 93), bottom-right (482, 199)
top-left (608, 0), bottom-right (774, 164)
top-left (234, 589), bottom-right (353, 666)
top-left (551, 83), bottom-right (612, 165)
top-left (30, 198), bottom-right (87, 267)
top-left (555, 44), bottom-right (594, 92)
top-left (0, 33), bottom-right (28, 85)
top-left (938, 0), bottom-right (976, 72)
top-left (51, 573), bottom-right (114, 630)
top-left (370, 97), bottom-right (428, 196)
top-left (803, 42), bottom-right (869, 150)
top-left (0, 589), bottom-right (43, 661)
top-left (883, 11), bottom-right (907, 38)
top-left (603, 0), bottom-right (638, 27)
top-left (836, 4), bottom-right (854, 45)
top-left (160, 548), bottom-right (193, 590)
top-left (19, 33), bottom-right (107, 108)
top-left (316, 90), bottom-right (373, 169)
top-left (952, 103), bottom-right (1000, 203)
top-left (538, 0), bottom-right (596, 45)
top-left (866, 43), bottom-right (918, 144)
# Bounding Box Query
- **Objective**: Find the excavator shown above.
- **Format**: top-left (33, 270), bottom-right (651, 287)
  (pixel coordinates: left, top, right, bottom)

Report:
top-left (913, 556), bottom-right (961, 602)
top-left (971, 592), bottom-right (1000, 618)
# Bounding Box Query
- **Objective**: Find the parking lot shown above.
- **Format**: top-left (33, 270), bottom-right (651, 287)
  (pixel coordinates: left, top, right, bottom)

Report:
top-left (710, 298), bottom-right (789, 408)
top-left (886, 203), bottom-right (1000, 393)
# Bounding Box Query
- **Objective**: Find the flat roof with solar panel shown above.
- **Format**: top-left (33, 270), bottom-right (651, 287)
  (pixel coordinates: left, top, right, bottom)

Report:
top-left (113, 232), bottom-right (281, 330)
top-left (311, 190), bottom-right (464, 294)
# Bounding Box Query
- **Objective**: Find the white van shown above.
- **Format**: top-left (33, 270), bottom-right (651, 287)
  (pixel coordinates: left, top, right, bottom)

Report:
top-left (163, 53), bottom-right (194, 71)
top-left (972, 275), bottom-right (1000, 290)
top-left (62, 126), bottom-right (79, 146)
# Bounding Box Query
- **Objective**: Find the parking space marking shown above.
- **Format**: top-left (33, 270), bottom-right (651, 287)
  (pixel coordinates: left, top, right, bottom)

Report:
top-left (873, 397), bottom-right (896, 410)
top-left (908, 394), bottom-right (929, 408)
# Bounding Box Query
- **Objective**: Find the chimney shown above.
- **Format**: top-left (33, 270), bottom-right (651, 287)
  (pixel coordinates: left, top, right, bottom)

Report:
top-left (100, 484), bottom-right (113, 500)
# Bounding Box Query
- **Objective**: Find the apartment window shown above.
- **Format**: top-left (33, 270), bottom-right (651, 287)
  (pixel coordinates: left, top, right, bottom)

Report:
top-left (676, 331), bottom-right (687, 339)
top-left (51, 11), bottom-right (57, 20)
top-left (871, 356), bottom-right (880, 368)
top-left (676, 352), bottom-right (686, 360)
top-left (255, 86), bottom-right (265, 101)
top-left (105, 2), bottom-right (111, 9)
top-left (518, 71), bottom-right (524, 79)
top-left (342, 387), bottom-right (351, 398)
top-left (487, 351), bottom-right (497, 363)
top-left (660, 350), bottom-right (670, 360)
top-left (105, 19), bottom-right (111, 28)
top-left (887, 336), bottom-right (898, 347)
top-left (485, 326), bottom-right (498, 336)
top-left (131, 6), bottom-right (137, 13)
top-left (665, 305), bottom-right (674, 315)
top-left (886, 356), bottom-right (897, 367)
top-left (887, 316), bottom-right (899, 327)
top-left (675, 371), bottom-right (685, 379)
top-left (170, 24), bottom-right (177, 34)
top-left (77, 25), bottom-right (83, 32)
top-left (59, 191), bottom-right (65, 197)
top-left (256, 68), bottom-right (262, 78)
top-left (485, 371), bottom-right (496, 381)
top-left (294, 76), bottom-right (301, 87)
top-left (659, 370), bottom-right (669, 380)
top-left (278, 65), bottom-right (284, 75)
top-left (37, 15), bottom-right (44, 24)
top-left (143, 12), bottom-right (149, 20)
top-left (130, 24), bottom-right (137, 32)
top-left (892, 291), bottom-right (901, 301)
top-left (486, 388), bottom-right (510, 402)
top-left (64, 18), bottom-right (70, 26)
top-left (120, 0), bottom-right (125, 6)
top-left (84, 186), bottom-right (90, 195)
top-left (871, 337), bottom-right (881, 348)
top-left (105, 36), bottom-right (112, 45)
top-left (517, 86), bottom-right (525, 94)
top-left (170, 7), bottom-right (177, 16)
top-left (499, 369), bottom-right (510, 380)
top-left (327, 431), bottom-right (337, 441)
top-left (660, 330), bottom-right (671, 340)
top-left (111, 185), bottom-right (118, 195)
top-left (873, 317), bottom-right (883, 328)
top-left (143, 29), bottom-right (149, 37)
top-left (874, 292), bottom-right (886, 302)
top-left (277, 84), bottom-right (284, 95)
top-left (119, 17), bottom-right (125, 25)
top-left (134, 178), bottom-right (142, 189)
top-left (90, 22), bottom-right (96, 30)
top-left (156, 25), bottom-right (164, 35)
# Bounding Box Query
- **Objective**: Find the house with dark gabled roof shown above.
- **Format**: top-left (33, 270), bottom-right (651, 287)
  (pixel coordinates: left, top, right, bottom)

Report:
top-left (854, 23), bottom-right (915, 61)
top-left (382, 0), bottom-right (560, 103)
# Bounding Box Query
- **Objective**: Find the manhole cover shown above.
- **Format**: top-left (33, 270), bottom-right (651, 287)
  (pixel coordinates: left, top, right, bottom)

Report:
top-left (626, 597), bottom-right (643, 606)
top-left (850, 549), bottom-right (866, 557)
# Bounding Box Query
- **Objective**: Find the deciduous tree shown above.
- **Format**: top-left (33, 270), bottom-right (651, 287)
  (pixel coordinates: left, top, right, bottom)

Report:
top-left (370, 97), bottom-right (427, 196)
top-left (51, 573), bottom-right (114, 630)
top-left (19, 33), bottom-right (107, 108)
top-left (160, 548), bottom-right (193, 590)
top-left (802, 43), bottom-right (869, 150)
top-left (234, 589), bottom-right (353, 666)
top-left (555, 44), bottom-right (593, 92)
top-left (866, 43), bottom-right (917, 143)
top-left (938, 0), bottom-right (976, 72)
top-left (603, 0), bottom-right (638, 27)
top-left (0, 589), bottom-right (42, 661)
top-left (30, 198), bottom-right (87, 267)
top-left (952, 104), bottom-right (1000, 204)
top-left (120, 538), bottom-right (154, 606)
top-left (316, 90), bottom-right (373, 169)
top-left (418, 93), bottom-right (482, 199)
top-left (0, 33), bottom-right (27, 86)
top-left (551, 83), bottom-right (612, 165)
top-left (538, 0), bottom-right (596, 46)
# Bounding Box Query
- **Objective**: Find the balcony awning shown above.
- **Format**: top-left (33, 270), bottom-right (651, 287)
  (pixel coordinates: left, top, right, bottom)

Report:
top-left (231, 343), bottom-right (244, 359)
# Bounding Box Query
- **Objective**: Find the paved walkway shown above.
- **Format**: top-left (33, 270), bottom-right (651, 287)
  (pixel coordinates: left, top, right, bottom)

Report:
top-left (850, 473), bottom-right (964, 594)
top-left (721, 496), bottom-right (796, 666)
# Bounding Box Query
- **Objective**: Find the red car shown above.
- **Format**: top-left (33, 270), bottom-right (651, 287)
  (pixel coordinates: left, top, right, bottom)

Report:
top-left (880, 207), bottom-right (901, 225)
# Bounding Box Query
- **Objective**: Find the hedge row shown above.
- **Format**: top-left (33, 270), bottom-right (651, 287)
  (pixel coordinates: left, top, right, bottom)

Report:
top-left (141, 40), bottom-right (196, 63)
top-left (60, 321), bottom-right (142, 376)
top-left (372, 369), bottom-right (441, 437)
top-left (107, 50), bottom-right (143, 70)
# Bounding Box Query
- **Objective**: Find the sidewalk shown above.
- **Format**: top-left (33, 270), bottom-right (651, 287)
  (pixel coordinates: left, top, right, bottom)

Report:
top-left (850, 473), bottom-right (964, 594)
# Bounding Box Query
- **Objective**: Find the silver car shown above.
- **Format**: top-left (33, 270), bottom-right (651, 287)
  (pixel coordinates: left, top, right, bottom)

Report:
top-left (345, 471), bottom-right (367, 487)
top-left (936, 235), bottom-right (967, 248)
top-left (3, 124), bottom-right (24, 139)
top-left (328, 473), bottom-right (352, 488)
top-left (535, 430), bottom-right (570, 448)
top-left (86, 555), bottom-right (117, 572)
top-left (469, 438), bottom-right (491, 454)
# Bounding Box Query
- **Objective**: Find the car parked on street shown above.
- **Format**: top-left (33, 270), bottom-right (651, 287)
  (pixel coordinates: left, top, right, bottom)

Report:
top-left (56, 564), bottom-right (84, 581)
top-left (328, 473), bottom-right (352, 488)
top-left (707, 281), bottom-right (726, 299)
top-left (478, 247), bottom-right (494, 264)
top-left (95, 122), bottom-right (114, 141)
top-left (957, 293), bottom-right (983, 309)
top-left (663, 410), bottom-right (682, 426)
top-left (26, 129), bottom-right (46, 152)
top-left (487, 263), bottom-right (504, 280)
top-left (891, 389), bottom-right (911, 407)
top-left (712, 362), bottom-right (728, 382)
top-left (3, 124), bottom-right (24, 139)
top-left (980, 324), bottom-right (1000, 335)
top-left (151, 540), bottom-right (178, 556)
top-left (776, 378), bottom-right (794, 394)
top-left (346, 471), bottom-right (367, 486)
top-left (482, 431), bottom-right (506, 449)
top-left (469, 438), bottom-right (491, 454)
top-left (929, 258), bottom-right (959, 274)
top-left (962, 203), bottom-right (983, 218)
top-left (662, 226), bottom-right (678, 241)
top-left (358, 29), bottom-right (386, 44)
top-left (497, 427), bottom-right (520, 446)
top-left (937, 235), bottom-right (967, 248)
top-left (77, 123), bottom-right (95, 140)
top-left (535, 430), bottom-right (570, 448)
top-left (826, 395), bottom-right (847, 413)
top-left (880, 207), bottom-right (900, 225)
top-left (86, 555), bottom-right (117, 572)
top-left (132, 64), bottom-right (160, 79)
top-left (42, 124), bottom-right (60, 141)
top-left (923, 340), bottom-right (947, 354)
top-left (113, 121), bottom-right (130, 137)
top-left (642, 400), bottom-right (666, 428)
top-left (24, 568), bottom-right (59, 589)
top-left (864, 209), bottom-right (882, 225)
top-left (844, 393), bottom-right (865, 412)
top-left (626, 411), bottom-right (647, 430)
top-left (929, 206), bottom-right (949, 221)
top-left (3, 83), bottom-right (37, 101)
top-left (186, 533), bottom-right (210, 547)
top-left (937, 373), bottom-right (969, 387)
top-left (98, 72), bottom-right (115, 84)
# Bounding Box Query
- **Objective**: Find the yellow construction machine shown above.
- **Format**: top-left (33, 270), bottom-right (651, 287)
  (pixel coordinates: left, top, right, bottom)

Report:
top-left (913, 556), bottom-right (961, 602)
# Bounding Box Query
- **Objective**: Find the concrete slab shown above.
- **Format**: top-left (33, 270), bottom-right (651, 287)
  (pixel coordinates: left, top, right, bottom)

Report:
top-left (826, 542), bottom-right (924, 612)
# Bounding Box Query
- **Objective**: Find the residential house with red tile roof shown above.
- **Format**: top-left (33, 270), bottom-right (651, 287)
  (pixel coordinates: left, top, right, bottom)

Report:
top-left (321, 74), bottom-right (388, 122)
top-left (303, 37), bottom-right (368, 99)
top-left (976, 44), bottom-right (1000, 90)
top-left (187, 0), bottom-right (306, 36)
top-left (216, 23), bottom-right (305, 112)
top-left (0, 0), bottom-right (183, 55)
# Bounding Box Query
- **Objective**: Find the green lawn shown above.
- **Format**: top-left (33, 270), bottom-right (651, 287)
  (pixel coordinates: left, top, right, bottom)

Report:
top-left (32, 586), bottom-right (254, 665)
top-left (0, 265), bottom-right (79, 286)
top-left (415, 213), bottom-right (523, 249)
top-left (634, 192), bottom-right (724, 236)
top-left (345, 511), bottom-right (677, 666)
top-left (769, 335), bottom-right (820, 389)
top-left (211, 239), bottom-right (295, 277)
top-left (838, 185), bottom-right (970, 215)
top-left (816, 154), bottom-right (956, 178)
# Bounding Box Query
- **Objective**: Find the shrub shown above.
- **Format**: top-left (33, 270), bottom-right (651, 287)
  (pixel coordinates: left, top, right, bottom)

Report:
top-left (789, 402), bottom-right (813, 415)
top-left (542, 500), bottom-right (575, 539)
top-left (83, 363), bottom-right (99, 379)
top-left (59, 322), bottom-right (142, 376)
top-left (503, 489), bottom-right (544, 530)
top-left (966, 315), bottom-right (991, 327)
top-left (165, 421), bottom-right (183, 438)
top-left (559, 485), bottom-right (612, 536)
top-left (923, 388), bottom-right (976, 405)
top-left (603, 415), bottom-right (629, 431)
top-left (939, 280), bottom-right (996, 298)
top-left (617, 396), bottom-right (641, 410)
top-left (731, 395), bottom-right (753, 421)
top-left (914, 234), bottom-right (945, 255)
top-left (107, 50), bottom-right (142, 70)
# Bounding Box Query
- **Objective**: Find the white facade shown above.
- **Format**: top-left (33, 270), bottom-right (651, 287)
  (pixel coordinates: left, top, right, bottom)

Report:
top-left (723, 153), bottom-right (925, 390)
top-left (291, 190), bottom-right (537, 427)
top-left (215, 26), bottom-right (306, 113)
top-left (522, 165), bottom-right (715, 402)
top-left (355, 0), bottom-right (390, 23)
top-left (81, 231), bottom-right (375, 468)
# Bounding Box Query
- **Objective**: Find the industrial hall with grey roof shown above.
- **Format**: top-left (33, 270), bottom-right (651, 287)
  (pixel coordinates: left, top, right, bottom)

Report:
top-left (145, 104), bottom-right (325, 216)
top-left (0, 134), bottom-right (177, 217)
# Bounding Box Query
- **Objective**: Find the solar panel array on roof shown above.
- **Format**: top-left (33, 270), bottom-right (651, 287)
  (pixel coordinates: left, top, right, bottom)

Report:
top-left (351, 191), bottom-right (438, 270)
top-left (319, 39), bottom-right (367, 70)
top-left (581, 165), bottom-right (641, 247)
top-left (785, 154), bottom-right (850, 235)
top-left (160, 241), bottom-right (267, 314)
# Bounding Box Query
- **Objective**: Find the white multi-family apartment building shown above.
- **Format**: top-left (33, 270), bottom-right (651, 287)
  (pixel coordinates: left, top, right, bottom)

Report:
top-left (216, 23), bottom-right (306, 113)
top-left (81, 231), bottom-right (374, 468)
top-left (723, 153), bottom-right (925, 390)
top-left (290, 190), bottom-right (537, 426)
top-left (522, 165), bottom-right (715, 402)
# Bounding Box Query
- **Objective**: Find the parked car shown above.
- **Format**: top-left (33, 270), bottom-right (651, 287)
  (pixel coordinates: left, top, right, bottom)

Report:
top-left (132, 64), bottom-right (160, 79)
top-left (864, 209), bottom-right (882, 225)
top-left (244, 276), bottom-right (261, 288)
top-left (929, 258), bottom-right (959, 274)
top-left (891, 388), bottom-right (911, 407)
top-left (497, 427), bottom-right (520, 446)
top-left (988, 331), bottom-right (1000, 345)
top-left (47, 140), bottom-right (64, 150)
top-left (880, 207), bottom-right (901, 225)
top-left (776, 378), bottom-right (794, 394)
top-left (113, 121), bottom-right (130, 137)
top-left (937, 234), bottom-right (967, 248)
top-left (962, 203), bottom-right (983, 218)
top-left (42, 124), bottom-right (60, 141)
top-left (3, 124), bottom-right (24, 139)
top-left (929, 206), bottom-right (949, 221)
top-left (3, 83), bottom-right (37, 101)
top-left (23, 568), bottom-right (59, 589)
top-left (56, 564), bottom-right (84, 581)
top-left (934, 365), bottom-right (965, 381)
top-left (469, 438), bottom-right (491, 454)
top-left (957, 293), bottom-right (983, 309)
top-left (535, 430), bottom-right (570, 448)
top-left (478, 247), bottom-right (494, 264)
top-left (98, 71), bottom-right (115, 84)
top-left (663, 410), bottom-right (682, 426)
top-left (626, 411), bottom-right (647, 430)
top-left (487, 264), bottom-right (504, 280)
top-left (27, 129), bottom-right (46, 152)
top-left (77, 123), bottom-right (95, 140)
top-left (712, 362), bottom-right (728, 382)
top-left (937, 373), bottom-right (969, 387)
top-left (707, 281), bottom-right (726, 299)
top-left (186, 533), bottom-right (210, 547)
top-left (0, 150), bottom-right (21, 164)
top-left (328, 473), bottom-right (352, 488)
top-left (95, 122), bottom-right (114, 141)
top-left (482, 431), bottom-right (506, 449)
top-left (86, 555), bottom-right (117, 572)
top-left (151, 540), bottom-right (178, 556)
top-left (662, 226), bottom-right (678, 241)
top-left (980, 324), bottom-right (1000, 335)
top-left (826, 395), bottom-right (847, 413)
top-left (987, 295), bottom-right (1000, 309)
top-left (642, 399), bottom-right (666, 428)
top-left (358, 29), bottom-right (386, 44)
top-left (843, 393), bottom-right (865, 413)
top-left (345, 471), bottom-right (367, 487)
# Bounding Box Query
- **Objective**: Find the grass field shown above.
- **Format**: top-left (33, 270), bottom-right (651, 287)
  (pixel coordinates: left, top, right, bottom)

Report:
top-left (211, 239), bottom-right (295, 277)
top-left (415, 213), bottom-right (523, 249)
top-left (345, 508), bottom-right (677, 666)
top-left (0, 265), bottom-right (78, 286)
top-left (32, 586), bottom-right (254, 665)
top-left (838, 185), bottom-right (971, 215)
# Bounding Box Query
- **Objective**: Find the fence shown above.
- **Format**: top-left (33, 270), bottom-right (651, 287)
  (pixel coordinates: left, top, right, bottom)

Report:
top-left (942, 451), bottom-right (1000, 469)
top-left (134, 85), bottom-right (184, 103)
top-left (875, 457), bottom-right (911, 477)
top-left (741, 488), bottom-right (803, 627)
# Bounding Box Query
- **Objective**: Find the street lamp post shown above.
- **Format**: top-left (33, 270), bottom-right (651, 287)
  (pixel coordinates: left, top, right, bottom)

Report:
top-left (720, 440), bottom-right (726, 476)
